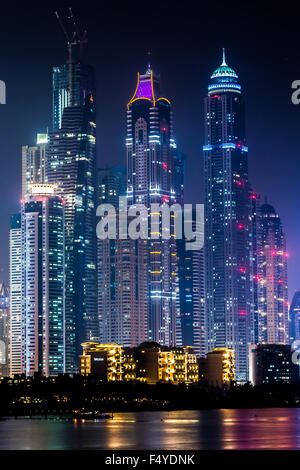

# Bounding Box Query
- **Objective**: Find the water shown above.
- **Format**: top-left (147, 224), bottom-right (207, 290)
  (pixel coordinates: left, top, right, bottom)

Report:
top-left (1, 408), bottom-right (300, 449)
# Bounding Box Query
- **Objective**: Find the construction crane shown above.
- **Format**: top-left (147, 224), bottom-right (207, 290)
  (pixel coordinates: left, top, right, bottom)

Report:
top-left (54, 8), bottom-right (88, 106)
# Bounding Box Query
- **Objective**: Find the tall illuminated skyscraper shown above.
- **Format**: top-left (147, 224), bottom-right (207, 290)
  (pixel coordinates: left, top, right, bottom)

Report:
top-left (257, 203), bottom-right (289, 344)
top-left (21, 185), bottom-right (65, 376)
top-left (9, 213), bottom-right (23, 376)
top-left (47, 73), bottom-right (97, 373)
top-left (203, 50), bottom-right (253, 381)
top-left (126, 65), bottom-right (180, 346)
top-left (178, 210), bottom-right (206, 357)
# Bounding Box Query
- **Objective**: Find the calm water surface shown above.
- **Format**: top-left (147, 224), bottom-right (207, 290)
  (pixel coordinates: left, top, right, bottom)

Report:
top-left (1, 408), bottom-right (300, 450)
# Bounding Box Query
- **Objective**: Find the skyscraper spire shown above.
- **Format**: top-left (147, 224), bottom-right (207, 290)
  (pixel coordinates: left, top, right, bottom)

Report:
top-left (222, 47), bottom-right (227, 66)
top-left (147, 51), bottom-right (151, 72)
top-left (204, 50), bottom-right (252, 382)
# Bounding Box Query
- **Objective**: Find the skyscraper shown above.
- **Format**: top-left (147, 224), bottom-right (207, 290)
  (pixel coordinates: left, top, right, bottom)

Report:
top-left (290, 291), bottom-right (300, 345)
top-left (22, 133), bottom-right (48, 197)
top-left (53, 61), bottom-right (95, 131)
top-left (47, 70), bottom-right (97, 372)
top-left (258, 203), bottom-right (289, 344)
top-left (178, 209), bottom-right (206, 357)
top-left (97, 166), bottom-right (148, 346)
top-left (126, 65), bottom-right (180, 346)
top-left (203, 50), bottom-right (253, 381)
top-left (21, 185), bottom-right (65, 376)
top-left (0, 283), bottom-right (10, 377)
top-left (9, 213), bottom-right (23, 376)
top-left (249, 191), bottom-right (261, 345)
top-left (98, 166), bottom-right (126, 207)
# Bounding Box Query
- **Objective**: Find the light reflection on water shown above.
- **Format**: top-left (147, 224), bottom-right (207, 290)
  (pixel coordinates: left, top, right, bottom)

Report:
top-left (1, 408), bottom-right (300, 450)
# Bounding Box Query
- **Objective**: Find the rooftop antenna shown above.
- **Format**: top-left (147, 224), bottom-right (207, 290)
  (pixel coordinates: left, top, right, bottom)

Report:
top-left (147, 51), bottom-right (151, 70)
top-left (221, 47), bottom-right (227, 66)
top-left (54, 8), bottom-right (88, 106)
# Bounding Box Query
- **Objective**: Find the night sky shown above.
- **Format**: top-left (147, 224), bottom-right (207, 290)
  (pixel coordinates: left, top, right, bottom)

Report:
top-left (0, 1), bottom-right (299, 299)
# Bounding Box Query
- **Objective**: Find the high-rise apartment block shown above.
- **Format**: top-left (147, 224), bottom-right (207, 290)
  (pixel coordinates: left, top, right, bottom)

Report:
top-left (21, 185), bottom-right (65, 375)
top-left (203, 50), bottom-right (253, 381)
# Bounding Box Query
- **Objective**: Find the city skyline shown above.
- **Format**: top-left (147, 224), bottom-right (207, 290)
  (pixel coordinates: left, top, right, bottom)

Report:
top-left (0, 2), bottom-right (299, 380)
top-left (0, 2), bottom-right (300, 302)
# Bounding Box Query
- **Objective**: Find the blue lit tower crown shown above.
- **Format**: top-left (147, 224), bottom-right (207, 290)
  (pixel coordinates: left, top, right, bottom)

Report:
top-left (208, 49), bottom-right (241, 95)
top-left (203, 50), bottom-right (253, 382)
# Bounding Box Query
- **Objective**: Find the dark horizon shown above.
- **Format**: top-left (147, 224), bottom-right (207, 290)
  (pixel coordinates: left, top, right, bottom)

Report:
top-left (0, 1), bottom-right (300, 299)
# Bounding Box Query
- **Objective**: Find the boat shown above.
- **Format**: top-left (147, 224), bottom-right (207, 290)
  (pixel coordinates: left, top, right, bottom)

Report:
top-left (73, 410), bottom-right (113, 420)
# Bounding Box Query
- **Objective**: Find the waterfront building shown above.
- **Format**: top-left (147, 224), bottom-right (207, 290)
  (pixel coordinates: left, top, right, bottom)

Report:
top-left (257, 203), bottom-right (289, 344)
top-left (249, 343), bottom-right (299, 385)
top-left (203, 50), bottom-right (253, 381)
top-left (21, 184), bottom-right (65, 375)
top-left (178, 209), bottom-right (206, 357)
top-left (79, 342), bottom-right (123, 381)
top-left (126, 65), bottom-right (180, 346)
top-left (79, 341), bottom-right (198, 384)
top-left (198, 347), bottom-right (235, 387)
top-left (9, 213), bottom-right (23, 376)
top-left (47, 84), bottom-right (97, 373)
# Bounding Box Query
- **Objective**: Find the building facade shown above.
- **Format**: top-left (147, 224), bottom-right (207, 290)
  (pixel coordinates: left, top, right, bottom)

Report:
top-left (178, 209), bottom-right (206, 357)
top-left (249, 191), bottom-right (261, 345)
top-left (203, 50), bottom-right (253, 381)
top-left (249, 343), bottom-right (299, 385)
top-left (257, 203), bottom-right (289, 344)
top-left (79, 341), bottom-right (198, 384)
top-left (0, 284), bottom-right (10, 376)
top-left (9, 213), bottom-right (23, 376)
top-left (97, 166), bottom-right (147, 346)
top-left (199, 347), bottom-right (235, 388)
top-left (126, 66), bottom-right (180, 346)
top-left (53, 61), bottom-right (95, 131)
top-left (21, 185), bottom-right (65, 376)
top-left (22, 133), bottom-right (48, 197)
top-left (47, 90), bottom-right (97, 373)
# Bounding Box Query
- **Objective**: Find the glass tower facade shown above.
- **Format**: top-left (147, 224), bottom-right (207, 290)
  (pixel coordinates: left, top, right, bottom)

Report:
top-left (97, 166), bottom-right (143, 347)
top-left (178, 209), bottom-right (206, 357)
top-left (126, 67), bottom-right (180, 346)
top-left (257, 203), bottom-right (289, 344)
top-left (21, 186), bottom-right (65, 376)
top-left (9, 213), bottom-right (23, 376)
top-left (47, 94), bottom-right (97, 373)
top-left (204, 50), bottom-right (253, 381)
top-left (53, 62), bottom-right (95, 131)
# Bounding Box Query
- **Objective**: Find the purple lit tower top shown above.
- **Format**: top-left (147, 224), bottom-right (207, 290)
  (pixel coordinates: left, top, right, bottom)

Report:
top-left (127, 66), bottom-right (169, 108)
